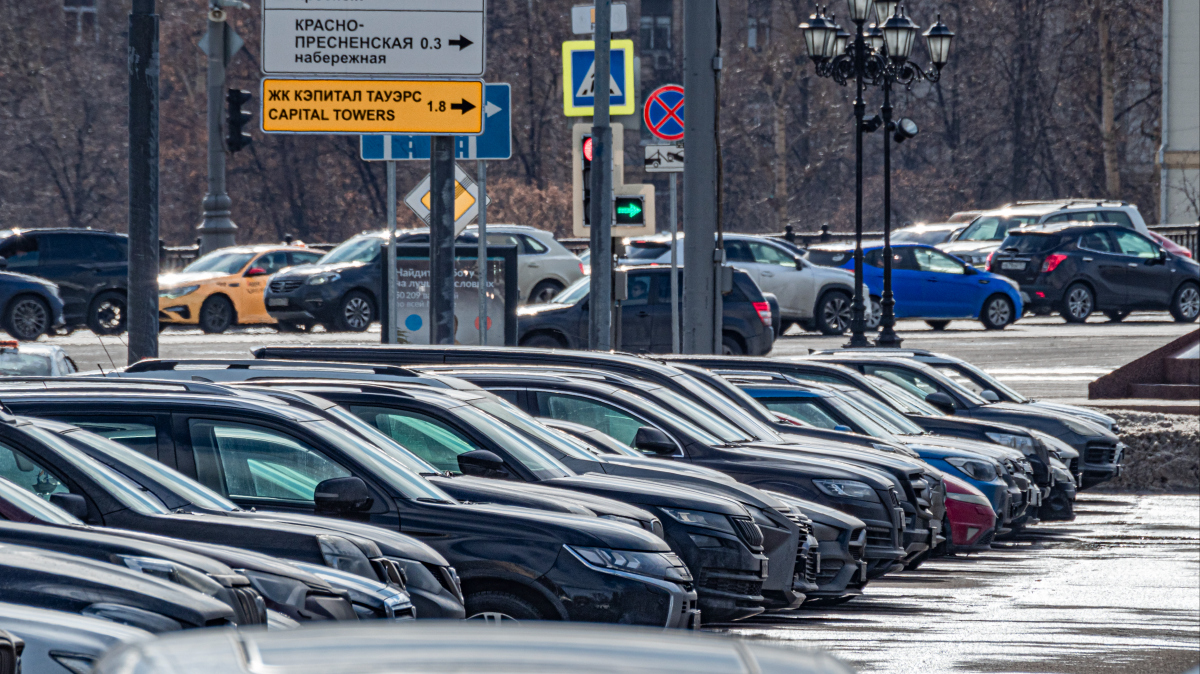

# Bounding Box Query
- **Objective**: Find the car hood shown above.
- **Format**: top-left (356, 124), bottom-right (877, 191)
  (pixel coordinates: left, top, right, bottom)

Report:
top-left (1025, 401), bottom-right (1115, 431)
top-left (230, 510), bottom-right (449, 567)
top-left (0, 601), bottom-right (151, 670)
top-left (448, 501), bottom-right (672, 552)
top-left (980, 402), bottom-right (1116, 441)
top-left (591, 455), bottom-right (787, 511)
top-left (517, 302), bottom-right (572, 316)
top-left (0, 270), bottom-right (58, 287)
top-left (937, 241), bottom-right (1000, 255)
top-left (546, 473), bottom-right (749, 516)
top-left (431, 475), bottom-right (657, 524)
top-left (722, 444), bottom-right (896, 489)
top-left (764, 492), bottom-right (866, 531)
top-left (900, 435), bottom-right (1023, 462)
top-left (272, 261), bottom-right (369, 279)
top-left (157, 271), bottom-right (231, 287)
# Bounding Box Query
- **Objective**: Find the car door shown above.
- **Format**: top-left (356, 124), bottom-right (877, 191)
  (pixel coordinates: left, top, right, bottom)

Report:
top-left (32, 234), bottom-right (102, 322)
top-left (746, 240), bottom-right (809, 317)
top-left (911, 247), bottom-right (976, 318)
top-left (1075, 229), bottom-right (1127, 307)
top-left (1112, 229), bottom-right (1173, 307)
top-left (722, 240), bottom-right (759, 284)
top-left (618, 271), bottom-right (654, 352)
top-left (242, 251), bottom-right (290, 322)
top-left (882, 247), bottom-right (926, 317)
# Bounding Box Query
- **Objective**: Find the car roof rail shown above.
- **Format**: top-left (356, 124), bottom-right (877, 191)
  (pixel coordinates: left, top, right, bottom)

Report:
top-left (0, 376), bottom-right (237, 396)
top-left (418, 364), bottom-right (635, 386)
top-left (707, 369), bottom-right (796, 384)
top-left (123, 358), bottom-right (422, 378)
top-left (232, 379), bottom-right (423, 400)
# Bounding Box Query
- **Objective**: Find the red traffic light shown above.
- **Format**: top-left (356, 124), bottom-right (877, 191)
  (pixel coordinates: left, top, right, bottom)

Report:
top-left (582, 136), bottom-right (593, 162)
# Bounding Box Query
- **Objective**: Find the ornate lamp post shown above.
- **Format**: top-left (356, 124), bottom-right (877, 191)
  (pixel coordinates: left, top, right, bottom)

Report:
top-left (801, 3), bottom-right (953, 348)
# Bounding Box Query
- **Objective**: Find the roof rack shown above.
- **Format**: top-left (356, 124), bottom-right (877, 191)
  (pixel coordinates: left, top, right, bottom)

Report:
top-left (706, 370), bottom-right (797, 384)
top-left (232, 379), bottom-right (422, 401)
top-left (418, 364), bottom-right (634, 386)
top-left (0, 376), bottom-right (237, 396)
top-left (124, 359), bottom-right (420, 378)
top-left (1001, 199), bottom-right (1130, 209)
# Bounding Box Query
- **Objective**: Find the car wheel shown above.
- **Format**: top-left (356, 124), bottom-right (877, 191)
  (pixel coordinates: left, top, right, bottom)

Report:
top-left (198, 295), bottom-right (235, 334)
top-left (980, 294), bottom-right (1015, 330)
top-left (1169, 282), bottom-right (1200, 323)
top-left (520, 333), bottom-right (565, 349)
top-left (1103, 310), bottom-right (1129, 323)
top-left (528, 280), bottom-right (564, 305)
top-left (87, 291), bottom-right (127, 335)
top-left (1060, 283), bottom-right (1094, 323)
top-left (464, 591), bottom-right (544, 622)
top-left (3, 295), bottom-right (51, 341)
top-left (925, 320), bottom-right (950, 331)
top-left (721, 334), bottom-right (744, 355)
top-left (334, 291), bottom-right (374, 332)
top-left (865, 296), bottom-right (882, 331)
top-left (815, 291), bottom-right (853, 335)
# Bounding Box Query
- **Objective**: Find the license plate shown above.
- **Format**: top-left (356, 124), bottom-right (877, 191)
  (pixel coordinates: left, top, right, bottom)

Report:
top-left (267, 298), bottom-right (289, 307)
top-left (1001, 261), bottom-right (1026, 270)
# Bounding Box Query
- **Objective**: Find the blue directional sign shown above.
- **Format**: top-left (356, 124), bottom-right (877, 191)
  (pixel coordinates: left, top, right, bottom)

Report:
top-left (360, 83), bottom-right (511, 161)
top-left (561, 40), bottom-right (635, 116)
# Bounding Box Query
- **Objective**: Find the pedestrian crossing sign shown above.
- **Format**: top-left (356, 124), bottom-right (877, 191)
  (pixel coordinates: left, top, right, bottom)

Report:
top-left (562, 40), bottom-right (635, 117)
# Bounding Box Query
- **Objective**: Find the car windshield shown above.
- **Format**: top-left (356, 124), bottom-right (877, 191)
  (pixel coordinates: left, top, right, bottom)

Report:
top-left (997, 233), bottom-right (1062, 254)
top-left (323, 406), bottom-right (442, 475)
top-left (450, 402), bottom-right (575, 478)
top-left (639, 386), bottom-right (754, 444)
top-left (957, 215), bottom-right (1040, 242)
top-left (550, 277), bottom-right (590, 305)
top-left (182, 251), bottom-right (255, 274)
top-left (319, 236), bottom-right (381, 265)
top-left (468, 396), bottom-right (598, 464)
top-left (0, 351), bottom-right (52, 375)
top-left (674, 376), bottom-right (786, 443)
top-left (0, 476), bottom-right (82, 524)
top-left (805, 249), bottom-right (852, 267)
top-left (625, 241), bottom-right (669, 260)
top-left (58, 428), bottom-right (239, 512)
top-left (839, 388), bottom-right (927, 434)
top-left (822, 394), bottom-right (900, 439)
top-left (607, 389), bottom-right (726, 446)
top-left (936, 362), bottom-right (1029, 404)
top-left (303, 420), bottom-right (457, 503)
top-left (892, 228), bottom-right (954, 245)
top-left (867, 375), bottom-right (945, 416)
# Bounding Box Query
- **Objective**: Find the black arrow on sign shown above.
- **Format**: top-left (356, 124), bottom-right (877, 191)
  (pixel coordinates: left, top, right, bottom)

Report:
top-left (448, 35), bottom-right (473, 50)
top-left (450, 99), bottom-right (476, 114)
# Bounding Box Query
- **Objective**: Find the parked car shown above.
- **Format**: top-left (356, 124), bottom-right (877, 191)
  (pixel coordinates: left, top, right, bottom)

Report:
top-left (940, 474), bottom-right (998, 553)
top-left (0, 603), bottom-right (150, 674)
top-left (0, 342), bottom-right (75, 374)
top-left (988, 223), bottom-right (1200, 323)
top-left (810, 243), bottom-right (1024, 331)
top-left (890, 223), bottom-right (963, 245)
top-left (621, 233), bottom-right (868, 335)
top-left (517, 267), bottom-right (775, 355)
top-left (158, 244), bottom-right (323, 333)
top-left (263, 232), bottom-right (385, 332)
top-left (0, 269), bottom-right (65, 341)
top-left (0, 228), bottom-right (128, 334)
top-left (397, 225), bottom-right (586, 304)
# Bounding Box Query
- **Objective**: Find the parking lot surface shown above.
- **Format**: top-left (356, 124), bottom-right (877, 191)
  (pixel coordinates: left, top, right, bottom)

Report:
top-left (720, 493), bottom-right (1200, 674)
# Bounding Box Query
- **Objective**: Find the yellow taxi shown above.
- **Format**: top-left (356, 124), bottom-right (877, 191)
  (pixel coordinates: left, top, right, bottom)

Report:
top-left (158, 244), bottom-right (324, 333)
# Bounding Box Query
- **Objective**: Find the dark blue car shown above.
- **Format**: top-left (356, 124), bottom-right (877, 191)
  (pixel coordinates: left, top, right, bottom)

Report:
top-left (808, 243), bottom-right (1024, 330)
top-left (0, 269), bottom-right (65, 341)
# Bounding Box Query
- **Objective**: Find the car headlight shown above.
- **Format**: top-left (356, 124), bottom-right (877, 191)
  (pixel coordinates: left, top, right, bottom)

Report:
top-left (946, 457), bottom-right (1000, 482)
top-left (946, 490), bottom-right (993, 507)
top-left (985, 432), bottom-right (1034, 453)
top-left (1060, 416), bottom-right (1103, 437)
top-left (307, 272), bottom-right (341, 285)
top-left (566, 546), bottom-right (692, 583)
top-left (158, 285), bottom-right (199, 299)
top-left (317, 535), bottom-right (377, 580)
top-left (659, 507), bottom-right (736, 533)
top-left (811, 522), bottom-right (842, 542)
top-left (812, 479), bottom-right (879, 501)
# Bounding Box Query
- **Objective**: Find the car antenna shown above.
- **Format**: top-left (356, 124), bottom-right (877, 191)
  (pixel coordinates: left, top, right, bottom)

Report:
top-left (94, 333), bottom-right (118, 371)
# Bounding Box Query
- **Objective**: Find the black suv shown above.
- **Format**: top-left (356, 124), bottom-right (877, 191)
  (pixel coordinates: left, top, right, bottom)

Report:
top-left (989, 223), bottom-right (1200, 323)
top-left (517, 267), bottom-right (774, 356)
top-left (0, 229), bottom-right (128, 334)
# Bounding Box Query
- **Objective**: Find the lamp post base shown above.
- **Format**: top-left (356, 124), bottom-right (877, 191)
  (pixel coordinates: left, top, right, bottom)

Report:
top-left (844, 333), bottom-right (872, 348)
top-left (875, 329), bottom-right (903, 348)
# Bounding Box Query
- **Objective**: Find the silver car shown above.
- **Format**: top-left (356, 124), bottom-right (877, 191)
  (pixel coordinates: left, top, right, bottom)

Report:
top-left (0, 602), bottom-right (151, 674)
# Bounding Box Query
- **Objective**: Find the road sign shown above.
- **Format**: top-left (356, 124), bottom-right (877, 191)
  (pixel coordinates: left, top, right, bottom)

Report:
top-left (570, 4), bottom-right (628, 34)
top-left (644, 144), bottom-right (684, 173)
top-left (562, 39), bottom-right (635, 117)
top-left (404, 164), bottom-right (491, 234)
top-left (261, 79), bottom-right (484, 135)
top-left (361, 83), bottom-right (510, 161)
top-left (644, 84), bottom-right (684, 141)
top-left (261, 0), bottom-right (485, 77)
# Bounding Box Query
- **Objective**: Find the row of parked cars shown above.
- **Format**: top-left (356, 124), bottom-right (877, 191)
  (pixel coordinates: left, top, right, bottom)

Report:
top-left (0, 341), bottom-right (1122, 671)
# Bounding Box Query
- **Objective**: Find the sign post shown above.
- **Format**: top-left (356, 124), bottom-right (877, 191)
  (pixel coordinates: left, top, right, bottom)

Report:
top-left (430, 137), bottom-right (456, 345)
top-left (476, 161), bottom-right (488, 345)
top-left (588, 0), bottom-right (613, 351)
top-left (384, 160), bottom-right (398, 344)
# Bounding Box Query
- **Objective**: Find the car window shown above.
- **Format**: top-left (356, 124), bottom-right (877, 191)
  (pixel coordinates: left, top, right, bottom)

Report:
top-left (626, 274), bottom-right (652, 306)
top-left (93, 237), bottom-right (126, 263)
top-left (861, 365), bottom-right (944, 397)
top-left (189, 420), bottom-right (351, 502)
top-left (535, 391), bottom-right (650, 447)
top-left (550, 276), bottom-right (590, 305)
top-left (958, 216), bottom-right (1038, 241)
top-left (519, 235), bottom-right (549, 255)
top-left (290, 251), bottom-right (323, 266)
top-left (864, 250), bottom-right (884, 268)
top-left (42, 234), bottom-right (103, 264)
top-left (0, 475), bottom-right (82, 524)
top-left (350, 406), bottom-right (481, 475)
top-left (0, 236), bottom-right (39, 268)
top-left (400, 234), bottom-right (429, 244)
top-left (1101, 211), bottom-right (1135, 228)
top-left (892, 228), bottom-right (953, 245)
top-left (999, 234), bottom-right (1063, 254)
top-left (748, 241), bottom-right (796, 268)
top-left (653, 271), bottom-right (681, 304)
top-left (183, 251), bottom-right (256, 274)
top-left (0, 351), bottom-right (52, 376)
top-left (253, 251), bottom-right (290, 275)
top-left (913, 248), bottom-right (965, 274)
top-left (805, 249), bottom-right (851, 267)
top-left (724, 240), bottom-right (754, 263)
top-left (484, 233), bottom-right (523, 249)
top-left (1113, 230), bottom-right (1158, 258)
top-left (54, 417), bottom-right (159, 458)
top-left (757, 398), bottom-right (842, 429)
top-left (320, 236), bottom-right (381, 265)
top-left (0, 439), bottom-right (70, 499)
top-left (1078, 231), bottom-right (1114, 253)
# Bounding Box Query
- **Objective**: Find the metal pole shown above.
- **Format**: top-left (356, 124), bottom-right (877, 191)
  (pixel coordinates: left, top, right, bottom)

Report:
top-left (127, 0), bottom-right (159, 364)
top-left (669, 172), bottom-right (680, 354)
top-left (477, 160), bottom-right (488, 345)
top-left (198, 9), bottom-right (236, 254)
top-left (588, 0), bottom-right (614, 351)
top-left (846, 19), bottom-right (870, 348)
top-left (682, 0), bottom-right (719, 354)
top-left (877, 78), bottom-right (902, 348)
top-left (429, 136), bottom-right (456, 345)
top-left (384, 160), bottom-right (398, 344)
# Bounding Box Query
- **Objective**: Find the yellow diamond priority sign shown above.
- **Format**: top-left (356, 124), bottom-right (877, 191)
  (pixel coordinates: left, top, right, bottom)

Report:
top-left (404, 164), bottom-right (491, 235)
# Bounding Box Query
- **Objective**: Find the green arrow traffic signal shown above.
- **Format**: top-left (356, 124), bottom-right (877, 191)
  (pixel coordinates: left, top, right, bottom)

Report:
top-left (614, 197), bottom-right (645, 224)
top-left (617, 202), bottom-right (642, 218)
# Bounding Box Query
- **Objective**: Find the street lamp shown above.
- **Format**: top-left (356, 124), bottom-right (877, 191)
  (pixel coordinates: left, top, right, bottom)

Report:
top-left (800, 2), bottom-right (953, 348)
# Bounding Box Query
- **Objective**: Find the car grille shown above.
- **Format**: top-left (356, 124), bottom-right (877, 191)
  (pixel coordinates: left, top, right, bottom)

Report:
top-left (976, 530), bottom-right (995, 547)
top-left (803, 551), bottom-right (819, 584)
top-left (866, 527), bottom-right (893, 548)
top-left (816, 559), bottom-right (844, 585)
top-left (229, 586), bottom-right (267, 625)
top-left (1085, 443), bottom-right (1118, 465)
top-left (730, 517), bottom-right (765, 551)
top-left (270, 279), bottom-right (303, 293)
top-left (1069, 458), bottom-right (1080, 475)
top-left (849, 528), bottom-right (866, 560)
top-left (699, 573), bottom-right (764, 604)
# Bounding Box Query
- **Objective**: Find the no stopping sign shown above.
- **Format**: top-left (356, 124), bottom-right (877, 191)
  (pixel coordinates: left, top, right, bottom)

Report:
top-left (644, 84), bottom-right (684, 141)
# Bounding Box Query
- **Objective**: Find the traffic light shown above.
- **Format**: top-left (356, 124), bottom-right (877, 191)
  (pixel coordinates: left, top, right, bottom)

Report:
top-left (614, 195), bottom-right (645, 225)
top-left (580, 133), bottom-right (593, 226)
top-left (225, 89), bottom-right (253, 153)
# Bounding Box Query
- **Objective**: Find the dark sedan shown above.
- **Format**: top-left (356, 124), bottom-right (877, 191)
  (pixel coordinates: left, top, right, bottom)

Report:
top-left (0, 270), bottom-right (65, 341)
top-left (263, 233), bottom-right (383, 332)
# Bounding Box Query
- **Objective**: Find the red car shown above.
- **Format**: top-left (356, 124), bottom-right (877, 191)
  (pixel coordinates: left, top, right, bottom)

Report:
top-left (943, 474), bottom-right (997, 553)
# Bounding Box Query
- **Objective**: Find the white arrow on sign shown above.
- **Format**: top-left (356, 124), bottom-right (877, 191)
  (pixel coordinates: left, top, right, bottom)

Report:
top-left (485, 100), bottom-right (502, 117)
top-left (404, 164), bottom-right (492, 234)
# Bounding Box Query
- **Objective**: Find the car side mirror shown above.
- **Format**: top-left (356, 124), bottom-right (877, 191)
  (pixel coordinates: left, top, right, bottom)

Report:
top-left (1156, 248), bottom-right (1169, 263)
top-left (314, 477), bottom-right (374, 516)
top-left (633, 426), bottom-right (676, 456)
top-left (963, 265), bottom-right (978, 275)
top-left (50, 493), bottom-right (88, 521)
top-left (795, 257), bottom-right (805, 270)
top-left (245, 267), bottom-right (268, 277)
top-left (924, 391), bottom-right (958, 414)
top-left (457, 449), bottom-right (514, 479)
top-left (980, 389), bottom-right (1000, 403)
top-left (833, 424), bottom-right (853, 433)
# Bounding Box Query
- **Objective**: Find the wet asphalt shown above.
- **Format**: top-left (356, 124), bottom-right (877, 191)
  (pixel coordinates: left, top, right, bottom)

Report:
top-left (716, 493), bottom-right (1200, 674)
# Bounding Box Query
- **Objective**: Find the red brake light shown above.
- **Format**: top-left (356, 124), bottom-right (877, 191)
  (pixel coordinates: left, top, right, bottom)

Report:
top-left (1040, 253), bottom-right (1067, 273)
top-left (986, 251), bottom-right (995, 271)
top-left (752, 301), bottom-right (772, 326)
top-left (579, 261), bottom-right (585, 275)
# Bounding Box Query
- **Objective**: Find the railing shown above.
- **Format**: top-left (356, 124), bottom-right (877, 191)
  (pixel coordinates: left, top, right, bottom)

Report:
top-left (1149, 224), bottom-right (1199, 257)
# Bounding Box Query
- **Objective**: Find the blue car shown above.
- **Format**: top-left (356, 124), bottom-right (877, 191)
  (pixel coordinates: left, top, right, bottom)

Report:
top-left (808, 243), bottom-right (1024, 330)
top-left (0, 269), bottom-right (65, 341)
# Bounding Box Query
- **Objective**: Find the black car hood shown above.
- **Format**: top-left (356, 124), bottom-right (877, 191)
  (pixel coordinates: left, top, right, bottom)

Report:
top-left (545, 473), bottom-right (748, 515)
top-left (272, 261), bottom-right (371, 279)
top-left (774, 433), bottom-right (929, 473)
top-left (230, 510), bottom-right (449, 567)
top-left (590, 454), bottom-right (788, 512)
top-left (443, 500), bottom-right (672, 552)
top-left (769, 494), bottom-right (866, 530)
top-left (430, 475), bottom-right (657, 523)
top-left (980, 402), bottom-right (1117, 440)
top-left (719, 444), bottom-right (896, 489)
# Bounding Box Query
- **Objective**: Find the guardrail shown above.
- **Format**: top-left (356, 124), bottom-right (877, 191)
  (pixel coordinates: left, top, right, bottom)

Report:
top-left (1149, 224), bottom-right (1199, 257)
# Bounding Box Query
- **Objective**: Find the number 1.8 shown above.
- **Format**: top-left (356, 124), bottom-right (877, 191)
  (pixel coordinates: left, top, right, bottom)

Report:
top-left (427, 101), bottom-right (446, 112)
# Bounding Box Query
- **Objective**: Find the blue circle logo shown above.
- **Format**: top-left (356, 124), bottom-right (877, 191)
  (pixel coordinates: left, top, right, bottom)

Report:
top-left (405, 314), bottom-right (423, 331)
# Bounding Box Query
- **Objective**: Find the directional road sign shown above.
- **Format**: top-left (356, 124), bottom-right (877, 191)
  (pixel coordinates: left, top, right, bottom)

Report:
top-left (361, 83), bottom-right (510, 161)
top-left (561, 39), bottom-right (635, 117)
top-left (644, 84), bottom-right (684, 141)
top-left (261, 0), bottom-right (486, 77)
top-left (404, 164), bottom-right (491, 234)
top-left (570, 4), bottom-right (628, 34)
top-left (261, 79), bottom-right (484, 135)
top-left (644, 144), bottom-right (684, 173)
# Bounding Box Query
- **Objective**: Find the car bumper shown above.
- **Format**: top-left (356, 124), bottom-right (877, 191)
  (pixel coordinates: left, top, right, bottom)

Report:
top-left (159, 292), bottom-right (207, 324)
top-left (1080, 442), bottom-right (1124, 490)
top-left (545, 547), bottom-right (701, 629)
top-left (945, 498), bottom-right (997, 551)
top-left (264, 285), bottom-right (342, 324)
top-left (806, 531), bottom-right (868, 600)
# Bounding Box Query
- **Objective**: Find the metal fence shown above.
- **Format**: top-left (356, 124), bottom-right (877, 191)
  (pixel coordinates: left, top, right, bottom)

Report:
top-left (1149, 224), bottom-right (1199, 257)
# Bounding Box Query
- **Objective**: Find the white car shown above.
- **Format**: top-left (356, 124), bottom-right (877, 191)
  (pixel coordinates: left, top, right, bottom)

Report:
top-left (396, 225), bottom-right (585, 305)
top-left (621, 233), bottom-right (872, 335)
top-left (0, 342), bottom-right (77, 375)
